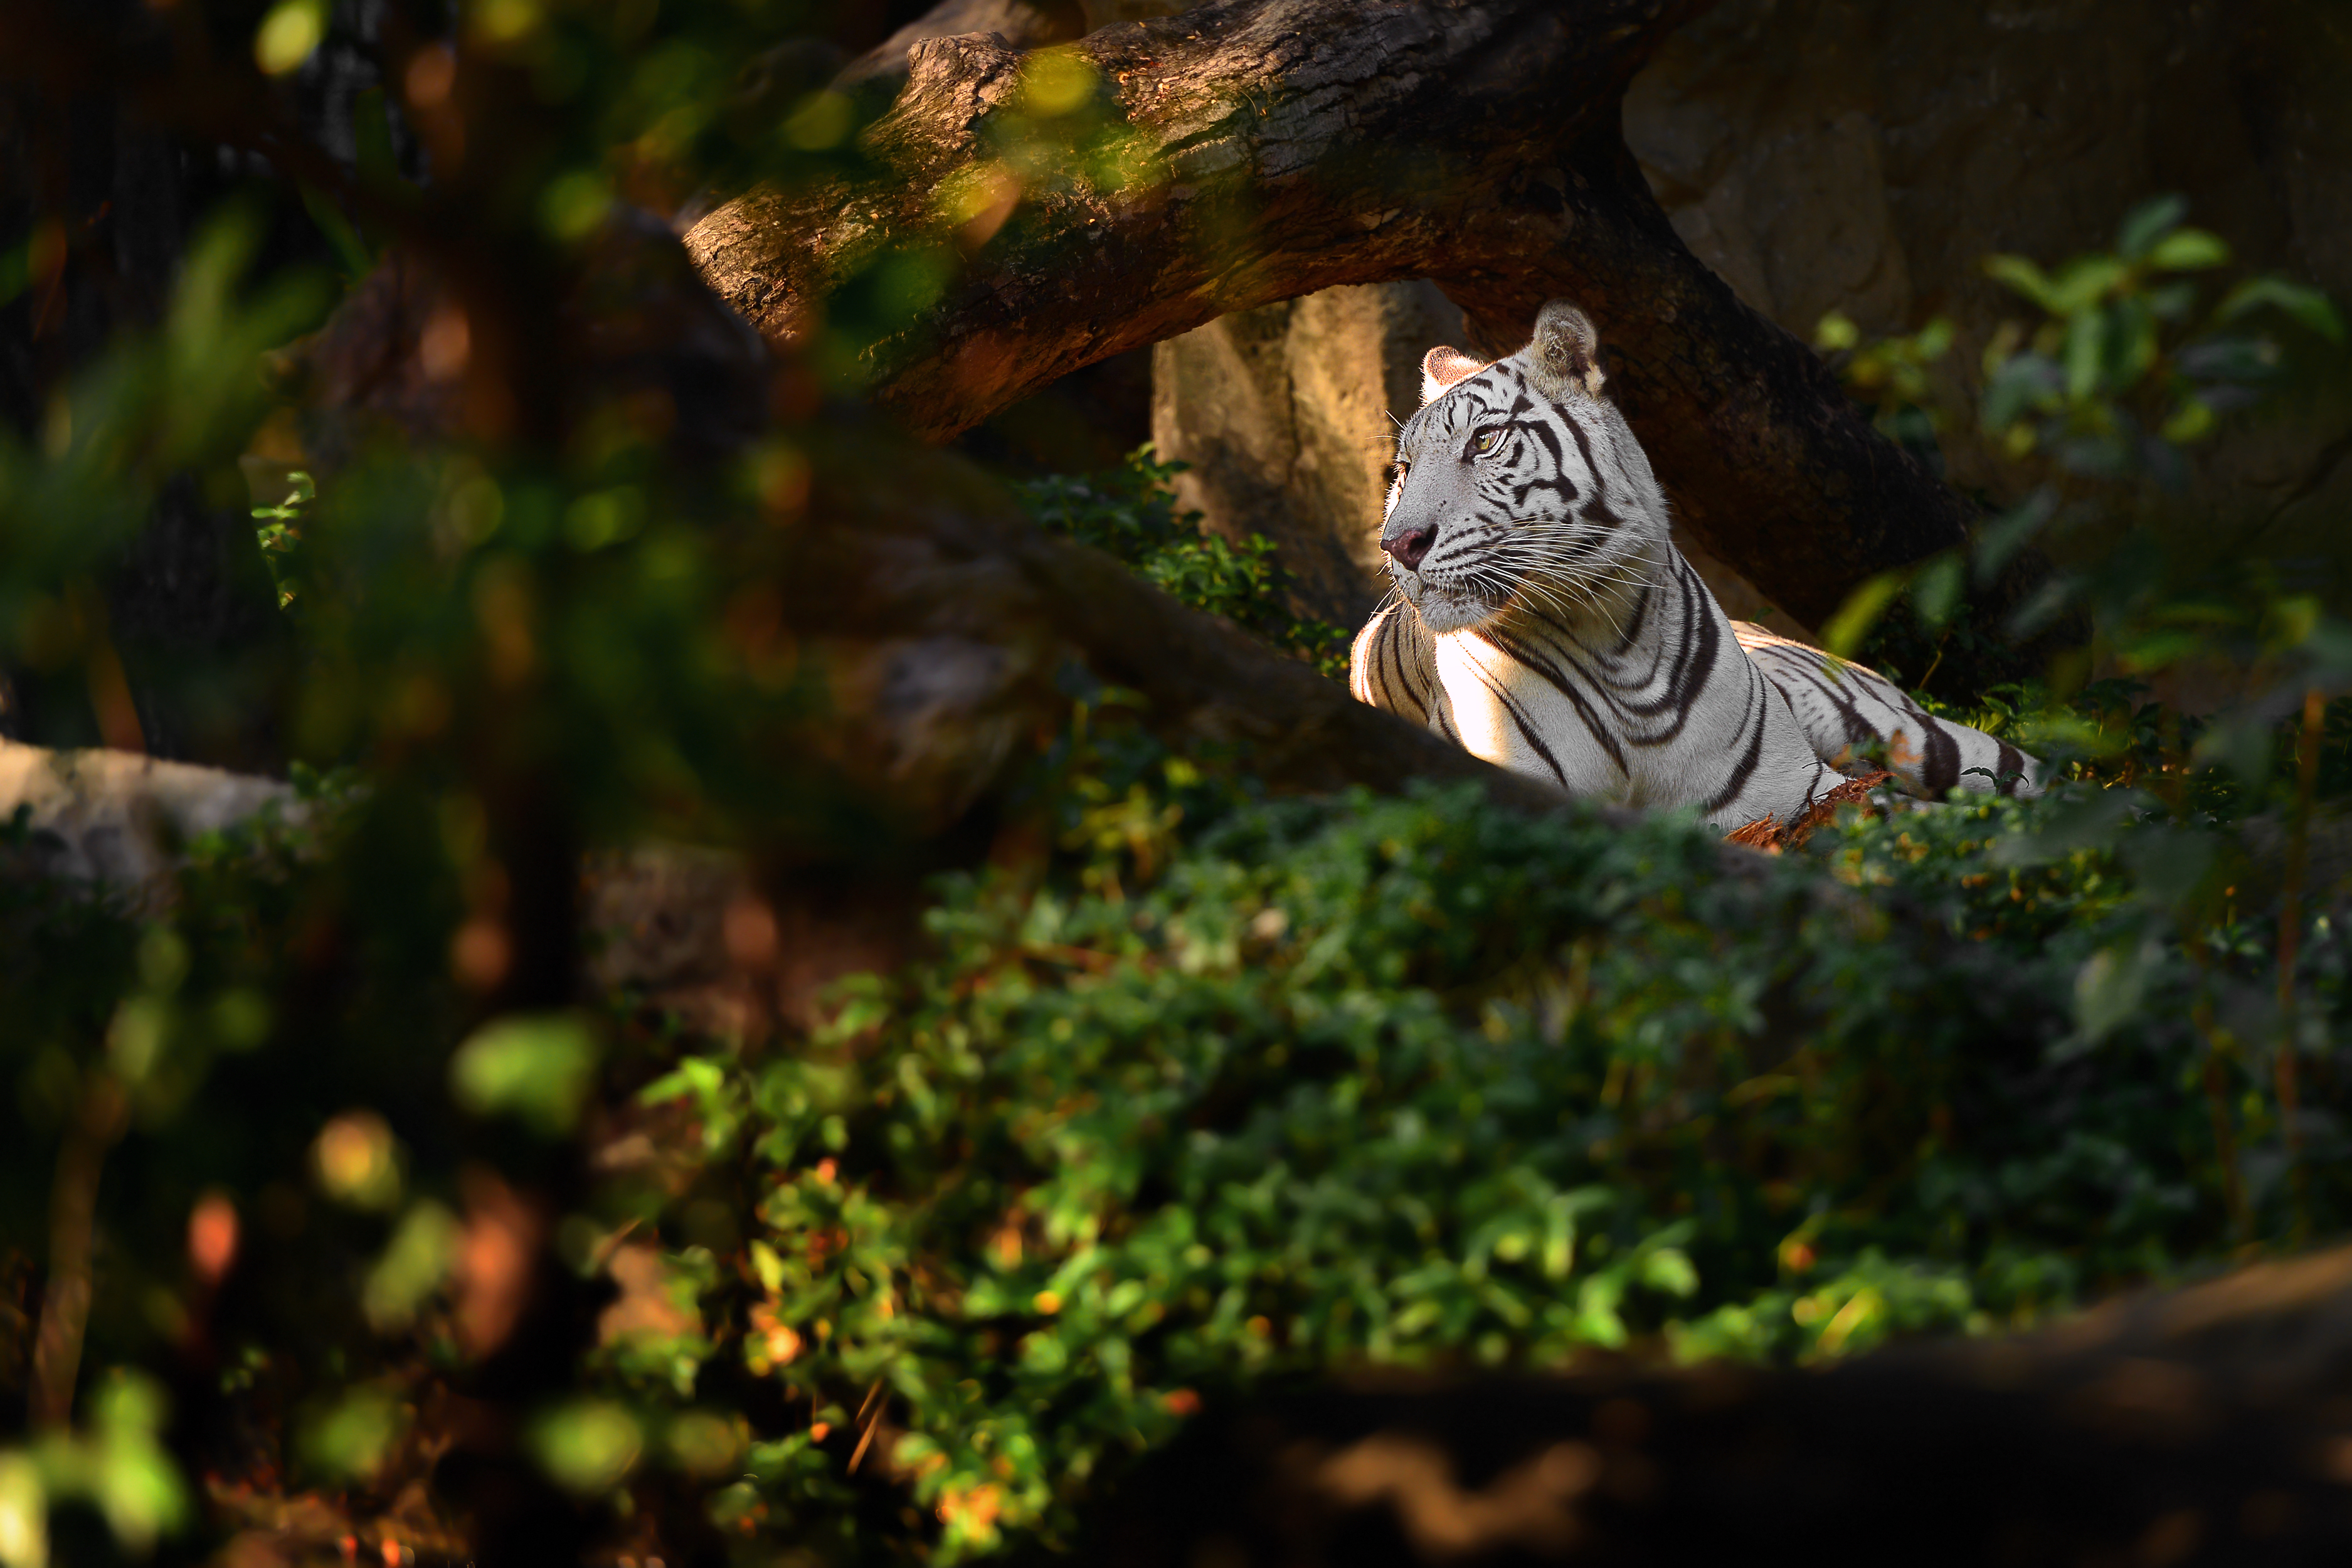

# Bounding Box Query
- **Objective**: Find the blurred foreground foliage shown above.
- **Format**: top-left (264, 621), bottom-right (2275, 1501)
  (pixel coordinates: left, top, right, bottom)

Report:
top-left (1, 7), bottom-right (2350, 1560)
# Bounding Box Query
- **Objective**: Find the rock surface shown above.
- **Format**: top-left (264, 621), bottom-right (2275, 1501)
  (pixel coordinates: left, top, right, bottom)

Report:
top-left (1150, 282), bottom-right (1463, 630)
top-left (1624, 0), bottom-right (2352, 571)
top-left (1152, 280), bottom-right (1814, 637)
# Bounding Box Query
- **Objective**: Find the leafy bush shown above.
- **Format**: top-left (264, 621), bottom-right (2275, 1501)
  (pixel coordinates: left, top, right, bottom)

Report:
top-left (1818, 194), bottom-right (2347, 700)
top-left (626, 703), bottom-right (2352, 1559)
top-left (1019, 449), bottom-right (1352, 678)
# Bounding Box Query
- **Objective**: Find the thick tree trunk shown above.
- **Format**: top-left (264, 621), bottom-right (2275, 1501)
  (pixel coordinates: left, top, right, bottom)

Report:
top-left (685, 0), bottom-right (1987, 632)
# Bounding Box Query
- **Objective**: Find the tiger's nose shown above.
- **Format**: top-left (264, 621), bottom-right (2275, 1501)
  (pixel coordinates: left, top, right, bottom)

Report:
top-left (1384, 525), bottom-right (1437, 571)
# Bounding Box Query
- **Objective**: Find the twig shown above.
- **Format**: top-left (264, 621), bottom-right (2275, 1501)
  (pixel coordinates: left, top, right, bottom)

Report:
top-left (847, 1378), bottom-right (888, 1474)
top-left (2193, 999), bottom-right (2249, 1238)
top-left (2277, 684), bottom-right (2323, 1241)
top-left (29, 1073), bottom-right (128, 1428)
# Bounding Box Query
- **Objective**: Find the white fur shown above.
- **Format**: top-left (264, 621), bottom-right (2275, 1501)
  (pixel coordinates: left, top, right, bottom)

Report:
top-left (1353, 304), bottom-right (2040, 830)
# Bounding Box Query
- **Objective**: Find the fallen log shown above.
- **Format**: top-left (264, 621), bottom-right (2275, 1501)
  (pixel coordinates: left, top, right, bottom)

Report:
top-left (1092, 1247), bottom-right (2352, 1565)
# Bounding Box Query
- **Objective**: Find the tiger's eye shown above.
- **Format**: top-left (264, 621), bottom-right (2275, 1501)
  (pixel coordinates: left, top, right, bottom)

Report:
top-left (1473, 430), bottom-right (1501, 455)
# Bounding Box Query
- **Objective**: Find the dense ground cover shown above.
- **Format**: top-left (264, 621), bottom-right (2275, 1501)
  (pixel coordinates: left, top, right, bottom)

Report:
top-left (8, 648), bottom-right (2348, 1563)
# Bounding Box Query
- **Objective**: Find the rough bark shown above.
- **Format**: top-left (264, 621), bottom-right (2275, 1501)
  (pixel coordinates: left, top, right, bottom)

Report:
top-left (836, 0), bottom-right (1088, 87)
top-left (686, 0), bottom-right (1986, 630)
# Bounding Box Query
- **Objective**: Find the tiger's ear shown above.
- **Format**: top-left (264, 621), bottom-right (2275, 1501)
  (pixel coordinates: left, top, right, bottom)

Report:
top-left (1523, 300), bottom-right (1606, 401)
top-left (1420, 346), bottom-right (1486, 405)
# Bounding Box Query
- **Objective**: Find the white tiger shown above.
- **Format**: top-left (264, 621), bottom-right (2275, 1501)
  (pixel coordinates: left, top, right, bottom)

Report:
top-left (1349, 300), bottom-right (2040, 834)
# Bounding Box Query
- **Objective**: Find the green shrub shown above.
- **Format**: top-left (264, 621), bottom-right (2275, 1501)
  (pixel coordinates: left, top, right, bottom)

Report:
top-left (1019, 449), bottom-right (1352, 678)
top-left (631, 705), bottom-right (2351, 1559)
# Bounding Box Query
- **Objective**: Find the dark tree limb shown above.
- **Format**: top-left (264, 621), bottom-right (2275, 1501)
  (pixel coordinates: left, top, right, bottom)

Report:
top-left (797, 431), bottom-right (1596, 822)
top-left (686, 0), bottom-right (1990, 630)
top-left (1093, 1247), bottom-right (2352, 1565)
top-left (277, 227), bottom-right (1637, 842)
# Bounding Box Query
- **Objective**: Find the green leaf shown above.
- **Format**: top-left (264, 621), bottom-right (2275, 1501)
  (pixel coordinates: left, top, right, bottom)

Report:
top-left (2070, 936), bottom-right (2161, 1050)
top-left (1640, 1248), bottom-right (1699, 1298)
top-left (2114, 194), bottom-right (2188, 260)
top-left (450, 1012), bottom-right (601, 1135)
top-left (1821, 573), bottom-right (1905, 659)
top-left (2159, 398), bottom-right (2215, 443)
top-left (300, 1388), bottom-right (406, 1483)
top-left (1910, 551), bottom-right (1963, 630)
top-left (2111, 297), bottom-right (2160, 387)
top-left (83, 1371), bottom-right (188, 1552)
top-left (532, 1402), bottom-right (644, 1496)
top-left (1983, 253), bottom-right (2057, 312)
top-left (2045, 256), bottom-right (2131, 316)
top-left (0, 1453), bottom-right (43, 1568)
top-left (2063, 309), bottom-right (2107, 401)
top-left (2217, 275), bottom-right (2346, 343)
top-left (2144, 227), bottom-right (2230, 272)
top-left (1989, 789), bottom-right (2140, 867)
top-left (363, 1202), bottom-right (462, 1332)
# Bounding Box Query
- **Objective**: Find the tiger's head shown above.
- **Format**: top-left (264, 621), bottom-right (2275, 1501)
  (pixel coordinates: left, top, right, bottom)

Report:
top-left (1379, 300), bottom-right (1666, 635)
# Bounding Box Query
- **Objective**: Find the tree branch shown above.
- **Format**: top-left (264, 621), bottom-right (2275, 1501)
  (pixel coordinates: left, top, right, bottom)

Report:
top-left (686, 0), bottom-right (1993, 630)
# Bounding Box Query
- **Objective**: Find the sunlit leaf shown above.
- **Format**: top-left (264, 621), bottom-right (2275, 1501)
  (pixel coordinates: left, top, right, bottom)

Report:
top-left (532, 1402), bottom-right (643, 1495)
top-left (1821, 572), bottom-right (1904, 658)
top-left (2144, 226), bottom-right (2230, 272)
top-left (0, 1454), bottom-right (45, 1568)
top-left (300, 1387), bottom-right (407, 1483)
top-left (450, 1012), bottom-right (601, 1135)
top-left (254, 0), bottom-right (327, 75)
top-left (364, 1202), bottom-right (462, 1332)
